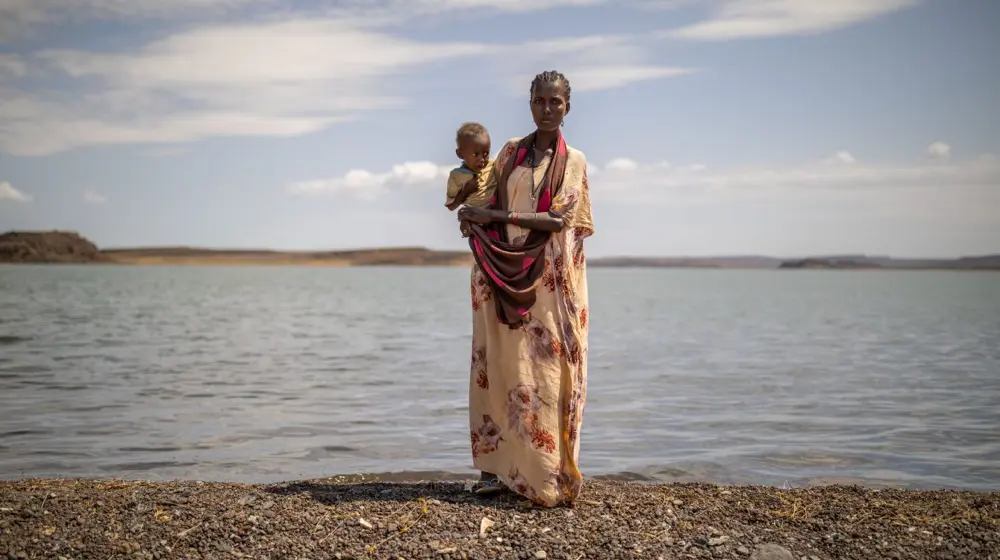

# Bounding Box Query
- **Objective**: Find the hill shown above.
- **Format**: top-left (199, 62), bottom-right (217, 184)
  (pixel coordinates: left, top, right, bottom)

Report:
top-left (775, 255), bottom-right (1000, 270)
top-left (101, 246), bottom-right (473, 266)
top-left (589, 256), bottom-right (783, 268)
top-left (778, 258), bottom-right (881, 269)
top-left (0, 231), bottom-right (472, 266)
top-left (591, 254), bottom-right (1000, 270)
top-left (0, 231), bottom-right (110, 263)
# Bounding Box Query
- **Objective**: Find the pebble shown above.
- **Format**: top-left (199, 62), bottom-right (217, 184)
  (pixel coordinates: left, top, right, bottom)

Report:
top-left (751, 544), bottom-right (794, 560)
top-left (2, 479), bottom-right (994, 560)
top-left (708, 536), bottom-right (729, 547)
top-left (479, 517), bottom-right (495, 538)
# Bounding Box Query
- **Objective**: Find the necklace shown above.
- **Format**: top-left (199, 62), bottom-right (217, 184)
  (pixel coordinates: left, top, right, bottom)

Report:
top-left (528, 141), bottom-right (552, 204)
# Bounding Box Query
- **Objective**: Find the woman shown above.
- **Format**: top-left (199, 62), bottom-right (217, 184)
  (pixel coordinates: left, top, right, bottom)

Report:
top-left (458, 70), bottom-right (593, 507)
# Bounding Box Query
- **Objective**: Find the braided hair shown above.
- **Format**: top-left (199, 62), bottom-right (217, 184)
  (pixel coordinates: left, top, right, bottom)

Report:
top-left (530, 70), bottom-right (571, 102)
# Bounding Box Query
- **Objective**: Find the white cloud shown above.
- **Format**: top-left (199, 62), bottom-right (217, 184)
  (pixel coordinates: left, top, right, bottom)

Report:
top-left (592, 147), bottom-right (998, 206)
top-left (142, 146), bottom-right (190, 158)
top-left (35, 20), bottom-right (486, 86)
top-left (567, 65), bottom-right (696, 92)
top-left (420, 0), bottom-right (601, 9)
top-left (1, 16), bottom-right (696, 156)
top-left (667, 0), bottom-right (920, 41)
top-left (496, 34), bottom-right (695, 96)
top-left (0, 0), bottom-right (272, 42)
top-left (286, 161), bottom-right (453, 199)
top-left (676, 163), bottom-right (707, 172)
top-left (605, 157), bottom-right (639, 171)
top-left (323, 0), bottom-right (613, 26)
top-left (382, 0), bottom-right (605, 15)
top-left (586, 148), bottom-right (999, 256)
top-left (1, 0), bottom-right (915, 156)
top-left (825, 150), bottom-right (857, 165)
top-left (0, 181), bottom-right (31, 202)
top-left (291, 144), bottom-right (999, 208)
top-left (926, 141), bottom-right (951, 160)
top-left (83, 189), bottom-right (107, 204)
top-left (0, 19), bottom-right (493, 156)
top-left (0, 54), bottom-right (25, 78)
top-left (0, 0), bottom-right (604, 42)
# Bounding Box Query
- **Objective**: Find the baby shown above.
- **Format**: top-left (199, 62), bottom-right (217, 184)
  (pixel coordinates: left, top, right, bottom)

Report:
top-left (445, 122), bottom-right (496, 236)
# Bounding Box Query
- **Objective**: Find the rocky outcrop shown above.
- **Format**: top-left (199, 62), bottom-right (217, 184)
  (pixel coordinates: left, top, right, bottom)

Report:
top-left (778, 258), bottom-right (879, 269)
top-left (0, 231), bottom-right (110, 263)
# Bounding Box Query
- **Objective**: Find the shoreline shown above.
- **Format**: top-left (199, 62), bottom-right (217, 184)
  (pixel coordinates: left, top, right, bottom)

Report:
top-left (1, 478), bottom-right (995, 559)
top-left (4, 230), bottom-right (1000, 269)
top-left (4, 257), bottom-right (1000, 270)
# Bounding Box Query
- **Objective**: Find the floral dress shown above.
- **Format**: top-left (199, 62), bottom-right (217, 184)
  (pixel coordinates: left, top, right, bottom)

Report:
top-left (468, 138), bottom-right (594, 507)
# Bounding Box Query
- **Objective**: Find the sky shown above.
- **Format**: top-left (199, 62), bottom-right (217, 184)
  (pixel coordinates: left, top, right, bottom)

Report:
top-left (0, 0), bottom-right (998, 258)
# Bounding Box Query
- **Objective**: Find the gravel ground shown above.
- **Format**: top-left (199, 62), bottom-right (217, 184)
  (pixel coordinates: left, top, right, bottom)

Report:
top-left (1, 478), bottom-right (996, 560)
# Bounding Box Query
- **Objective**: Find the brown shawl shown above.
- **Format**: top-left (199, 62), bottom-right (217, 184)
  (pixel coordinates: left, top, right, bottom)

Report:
top-left (467, 131), bottom-right (569, 328)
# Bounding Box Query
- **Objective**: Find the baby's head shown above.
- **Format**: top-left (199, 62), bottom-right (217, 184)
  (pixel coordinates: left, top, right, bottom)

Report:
top-left (455, 122), bottom-right (491, 172)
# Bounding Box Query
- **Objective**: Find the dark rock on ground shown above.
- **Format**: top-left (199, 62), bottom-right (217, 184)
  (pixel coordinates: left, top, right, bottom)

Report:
top-left (0, 478), bottom-right (996, 559)
top-left (751, 543), bottom-right (793, 560)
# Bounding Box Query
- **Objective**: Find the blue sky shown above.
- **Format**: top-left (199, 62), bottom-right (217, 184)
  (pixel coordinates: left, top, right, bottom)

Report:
top-left (1, 0), bottom-right (998, 257)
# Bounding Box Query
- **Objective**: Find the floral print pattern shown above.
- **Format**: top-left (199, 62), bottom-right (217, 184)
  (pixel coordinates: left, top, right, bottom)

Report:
top-left (468, 138), bottom-right (592, 507)
top-left (506, 384), bottom-right (544, 441)
top-left (470, 267), bottom-right (493, 312)
top-left (504, 384), bottom-right (558, 454)
top-left (525, 317), bottom-right (560, 362)
top-left (560, 320), bottom-right (582, 366)
top-left (471, 347), bottom-right (488, 389)
top-left (470, 414), bottom-right (503, 459)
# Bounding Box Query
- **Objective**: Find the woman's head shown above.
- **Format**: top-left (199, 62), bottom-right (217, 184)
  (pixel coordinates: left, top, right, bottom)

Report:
top-left (529, 70), bottom-right (571, 133)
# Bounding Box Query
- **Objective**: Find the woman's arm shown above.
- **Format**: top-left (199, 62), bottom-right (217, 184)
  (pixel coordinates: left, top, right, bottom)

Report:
top-left (493, 210), bottom-right (564, 232)
top-left (457, 207), bottom-right (565, 233)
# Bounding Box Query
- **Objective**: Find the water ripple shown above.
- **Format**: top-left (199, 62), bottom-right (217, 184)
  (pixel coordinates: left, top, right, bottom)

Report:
top-left (0, 265), bottom-right (998, 489)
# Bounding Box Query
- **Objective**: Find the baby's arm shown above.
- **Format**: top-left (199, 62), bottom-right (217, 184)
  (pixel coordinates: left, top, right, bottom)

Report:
top-left (445, 169), bottom-right (474, 211)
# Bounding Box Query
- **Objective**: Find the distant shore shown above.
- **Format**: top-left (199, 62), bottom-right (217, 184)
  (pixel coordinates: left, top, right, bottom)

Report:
top-left (100, 247), bottom-right (473, 267)
top-left (3, 230), bottom-right (999, 269)
top-left (1, 477), bottom-right (995, 560)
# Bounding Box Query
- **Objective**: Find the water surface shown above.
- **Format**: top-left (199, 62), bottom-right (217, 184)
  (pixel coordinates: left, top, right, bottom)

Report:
top-left (1, 265), bottom-right (998, 489)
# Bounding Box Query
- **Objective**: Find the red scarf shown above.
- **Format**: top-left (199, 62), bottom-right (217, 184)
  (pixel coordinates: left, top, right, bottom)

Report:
top-left (468, 131), bottom-right (569, 328)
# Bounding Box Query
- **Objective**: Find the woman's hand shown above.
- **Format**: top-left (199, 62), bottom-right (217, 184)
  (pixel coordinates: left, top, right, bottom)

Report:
top-left (458, 206), bottom-right (496, 225)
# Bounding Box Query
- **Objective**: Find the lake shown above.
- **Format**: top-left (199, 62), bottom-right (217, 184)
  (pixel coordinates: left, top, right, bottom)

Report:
top-left (1, 265), bottom-right (998, 490)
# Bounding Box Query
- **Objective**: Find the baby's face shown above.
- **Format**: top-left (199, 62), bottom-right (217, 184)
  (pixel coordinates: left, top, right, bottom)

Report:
top-left (457, 134), bottom-right (491, 172)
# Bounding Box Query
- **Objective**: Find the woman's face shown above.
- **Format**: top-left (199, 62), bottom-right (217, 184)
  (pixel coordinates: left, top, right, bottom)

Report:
top-left (530, 81), bottom-right (570, 133)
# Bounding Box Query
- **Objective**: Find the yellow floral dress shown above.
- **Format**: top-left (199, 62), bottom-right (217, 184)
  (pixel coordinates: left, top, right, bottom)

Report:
top-left (468, 138), bottom-right (594, 507)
